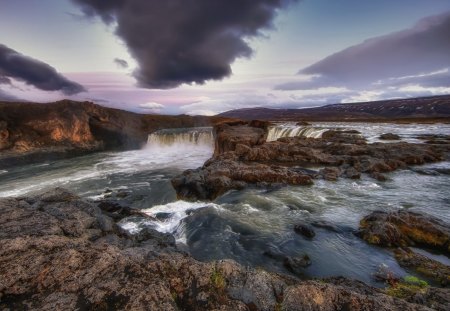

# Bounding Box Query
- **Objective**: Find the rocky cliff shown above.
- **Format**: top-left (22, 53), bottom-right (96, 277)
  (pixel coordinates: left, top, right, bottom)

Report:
top-left (0, 100), bottom-right (226, 168)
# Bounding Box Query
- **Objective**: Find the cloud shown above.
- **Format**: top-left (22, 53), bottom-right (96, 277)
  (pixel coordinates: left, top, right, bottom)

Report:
top-left (0, 76), bottom-right (11, 85)
top-left (0, 89), bottom-right (20, 101)
top-left (0, 44), bottom-right (86, 95)
top-left (303, 11), bottom-right (450, 86)
top-left (138, 102), bottom-right (165, 111)
top-left (113, 58), bottom-right (129, 69)
top-left (276, 11), bottom-right (450, 91)
top-left (72, 0), bottom-right (297, 89)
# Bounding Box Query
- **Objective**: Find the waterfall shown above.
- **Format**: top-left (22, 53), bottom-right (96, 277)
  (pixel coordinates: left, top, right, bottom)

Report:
top-left (147, 127), bottom-right (213, 147)
top-left (267, 124), bottom-right (329, 141)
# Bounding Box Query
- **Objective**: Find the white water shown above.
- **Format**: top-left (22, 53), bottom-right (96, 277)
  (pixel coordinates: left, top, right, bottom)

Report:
top-left (267, 122), bottom-right (450, 143)
top-left (147, 127), bottom-right (213, 147)
top-left (267, 124), bottom-right (331, 141)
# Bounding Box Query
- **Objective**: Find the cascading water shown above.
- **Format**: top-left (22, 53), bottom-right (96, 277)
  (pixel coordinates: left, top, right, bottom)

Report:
top-left (147, 127), bottom-right (213, 147)
top-left (266, 124), bottom-right (330, 141)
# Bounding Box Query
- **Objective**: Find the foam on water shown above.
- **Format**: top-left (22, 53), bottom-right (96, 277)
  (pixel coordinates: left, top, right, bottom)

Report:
top-left (147, 127), bottom-right (213, 147)
top-left (267, 124), bottom-right (330, 141)
top-left (119, 200), bottom-right (221, 243)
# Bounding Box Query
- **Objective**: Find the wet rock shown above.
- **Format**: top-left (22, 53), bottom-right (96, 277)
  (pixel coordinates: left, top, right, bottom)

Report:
top-left (320, 167), bottom-right (341, 181)
top-left (358, 211), bottom-right (450, 254)
top-left (371, 172), bottom-right (388, 181)
top-left (172, 160), bottom-right (313, 201)
top-left (1, 189), bottom-right (443, 310)
top-left (345, 167), bottom-right (361, 179)
top-left (294, 223), bottom-right (316, 238)
top-left (130, 227), bottom-right (176, 247)
top-left (394, 248), bottom-right (450, 286)
top-left (284, 255), bottom-right (312, 275)
top-left (380, 133), bottom-right (401, 140)
top-left (96, 200), bottom-right (151, 221)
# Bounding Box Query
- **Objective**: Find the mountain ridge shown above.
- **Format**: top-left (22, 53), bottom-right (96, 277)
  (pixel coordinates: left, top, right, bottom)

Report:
top-left (218, 95), bottom-right (450, 121)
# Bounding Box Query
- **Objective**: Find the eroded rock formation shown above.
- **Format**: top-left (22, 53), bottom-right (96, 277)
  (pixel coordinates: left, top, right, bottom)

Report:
top-left (172, 121), bottom-right (450, 201)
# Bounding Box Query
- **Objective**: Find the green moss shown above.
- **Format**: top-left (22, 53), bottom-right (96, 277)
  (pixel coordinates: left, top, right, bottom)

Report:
top-left (210, 268), bottom-right (226, 290)
top-left (386, 275), bottom-right (428, 299)
top-left (403, 275), bottom-right (428, 287)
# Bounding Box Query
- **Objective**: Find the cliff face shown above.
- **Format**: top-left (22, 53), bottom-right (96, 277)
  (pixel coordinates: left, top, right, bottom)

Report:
top-left (0, 100), bottom-right (224, 167)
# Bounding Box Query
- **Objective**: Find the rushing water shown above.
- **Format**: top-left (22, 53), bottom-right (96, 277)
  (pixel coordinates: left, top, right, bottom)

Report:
top-left (1, 123), bottom-right (449, 286)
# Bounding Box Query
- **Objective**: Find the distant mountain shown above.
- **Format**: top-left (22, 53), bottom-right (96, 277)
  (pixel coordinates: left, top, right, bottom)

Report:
top-left (218, 95), bottom-right (450, 121)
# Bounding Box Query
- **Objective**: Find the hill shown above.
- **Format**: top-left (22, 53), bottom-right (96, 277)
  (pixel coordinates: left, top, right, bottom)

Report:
top-left (218, 95), bottom-right (450, 122)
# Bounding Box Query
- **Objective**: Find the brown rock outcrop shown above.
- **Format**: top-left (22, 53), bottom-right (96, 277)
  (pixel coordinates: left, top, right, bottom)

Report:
top-left (358, 211), bottom-right (450, 254)
top-left (1, 189), bottom-right (444, 310)
top-left (172, 121), bottom-right (450, 201)
top-left (394, 248), bottom-right (450, 286)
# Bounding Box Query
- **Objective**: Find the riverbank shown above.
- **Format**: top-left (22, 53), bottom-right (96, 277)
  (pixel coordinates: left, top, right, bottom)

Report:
top-left (1, 188), bottom-right (448, 310)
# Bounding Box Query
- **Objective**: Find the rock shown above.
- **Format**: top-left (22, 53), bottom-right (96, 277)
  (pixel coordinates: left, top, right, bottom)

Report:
top-left (371, 172), bottom-right (388, 181)
top-left (282, 278), bottom-right (430, 311)
top-left (380, 133), bottom-right (401, 140)
top-left (320, 167), bottom-right (341, 181)
top-left (173, 121), bottom-right (449, 201)
top-left (172, 121), bottom-right (450, 200)
top-left (394, 248), bottom-right (450, 286)
top-left (130, 227), bottom-right (176, 247)
top-left (294, 223), bottom-right (316, 238)
top-left (0, 189), bottom-right (444, 310)
top-left (345, 167), bottom-right (361, 179)
top-left (284, 255), bottom-right (312, 275)
top-left (172, 160), bottom-right (313, 201)
top-left (358, 211), bottom-right (450, 254)
top-left (213, 120), bottom-right (269, 156)
top-left (296, 121), bottom-right (311, 126)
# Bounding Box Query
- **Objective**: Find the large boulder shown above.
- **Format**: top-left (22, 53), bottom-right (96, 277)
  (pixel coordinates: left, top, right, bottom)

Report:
top-left (358, 211), bottom-right (450, 254)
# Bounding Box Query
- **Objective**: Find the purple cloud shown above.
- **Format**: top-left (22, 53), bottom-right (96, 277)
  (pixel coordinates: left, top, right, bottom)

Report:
top-left (276, 11), bottom-right (450, 91)
top-left (72, 0), bottom-right (298, 89)
top-left (0, 44), bottom-right (86, 95)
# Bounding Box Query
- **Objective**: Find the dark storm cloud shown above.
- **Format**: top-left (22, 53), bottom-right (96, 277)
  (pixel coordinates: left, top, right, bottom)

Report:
top-left (72, 0), bottom-right (297, 89)
top-left (276, 11), bottom-right (450, 91)
top-left (114, 58), bottom-right (129, 69)
top-left (0, 44), bottom-right (86, 95)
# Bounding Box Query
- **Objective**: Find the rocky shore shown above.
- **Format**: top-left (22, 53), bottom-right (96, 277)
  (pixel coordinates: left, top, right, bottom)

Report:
top-left (172, 121), bottom-right (450, 201)
top-left (1, 188), bottom-right (449, 310)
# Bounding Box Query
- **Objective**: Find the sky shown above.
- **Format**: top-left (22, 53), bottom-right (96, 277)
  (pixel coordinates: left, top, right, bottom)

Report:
top-left (0, 0), bottom-right (449, 115)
